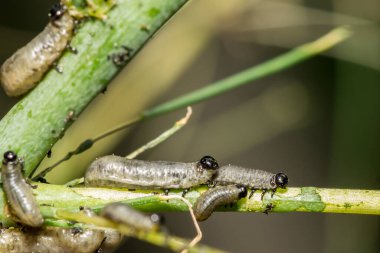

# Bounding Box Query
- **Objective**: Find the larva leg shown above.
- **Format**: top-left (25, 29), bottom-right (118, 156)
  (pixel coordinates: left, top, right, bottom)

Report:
top-left (181, 188), bottom-right (190, 197)
top-left (53, 62), bottom-right (63, 73)
top-left (271, 188), bottom-right (277, 198)
top-left (163, 189), bottom-right (170, 196)
top-left (263, 203), bottom-right (275, 215)
top-left (66, 44), bottom-right (78, 54)
top-left (207, 180), bottom-right (217, 188)
top-left (248, 188), bottom-right (256, 199)
top-left (25, 180), bottom-right (38, 189)
top-left (261, 190), bottom-right (267, 200)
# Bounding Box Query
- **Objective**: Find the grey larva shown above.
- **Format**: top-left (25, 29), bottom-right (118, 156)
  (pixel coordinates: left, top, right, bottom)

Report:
top-left (214, 165), bottom-right (288, 198)
top-left (1, 151), bottom-right (44, 227)
top-left (57, 227), bottom-right (106, 253)
top-left (0, 227), bottom-right (108, 253)
top-left (101, 202), bottom-right (162, 232)
top-left (0, 3), bottom-right (75, 97)
top-left (84, 155), bottom-right (219, 190)
top-left (193, 185), bottom-right (247, 221)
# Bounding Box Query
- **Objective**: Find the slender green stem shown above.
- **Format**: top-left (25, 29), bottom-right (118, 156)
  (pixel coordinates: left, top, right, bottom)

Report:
top-left (142, 27), bottom-right (352, 118)
top-left (126, 107), bottom-right (192, 159)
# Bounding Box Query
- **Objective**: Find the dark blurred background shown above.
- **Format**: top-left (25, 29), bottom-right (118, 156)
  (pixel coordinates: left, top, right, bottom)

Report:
top-left (1, 0), bottom-right (379, 252)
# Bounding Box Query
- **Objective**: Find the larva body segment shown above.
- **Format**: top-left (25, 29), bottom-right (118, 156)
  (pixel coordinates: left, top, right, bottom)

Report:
top-left (101, 202), bottom-right (161, 232)
top-left (1, 151), bottom-right (44, 227)
top-left (0, 4), bottom-right (75, 97)
top-left (193, 185), bottom-right (247, 221)
top-left (214, 165), bottom-right (288, 192)
top-left (84, 155), bottom-right (219, 189)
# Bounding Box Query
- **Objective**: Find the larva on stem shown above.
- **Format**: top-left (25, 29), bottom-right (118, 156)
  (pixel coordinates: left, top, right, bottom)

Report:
top-left (193, 185), bottom-right (247, 222)
top-left (1, 151), bottom-right (44, 227)
top-left (0, 3), bottom-right (75, 97)
top-left (214, 165), bottom-right (288, 198)
top-left (84, 155), bottom-right (219, 192)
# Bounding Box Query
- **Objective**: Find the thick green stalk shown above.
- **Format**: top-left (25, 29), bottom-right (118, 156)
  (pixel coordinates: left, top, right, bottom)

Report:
top-left (1, 184), bottom-right (378, 226)
top-left (0, 0), bottom-right (188, 177)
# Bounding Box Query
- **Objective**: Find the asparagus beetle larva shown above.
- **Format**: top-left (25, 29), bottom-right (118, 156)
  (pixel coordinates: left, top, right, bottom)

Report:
top-left (193, 185), bottom-right (247, 221)
top-left (0, 3), bottom-right (75, 97)
top-left (214, 165), bottom-right (288, 199)
top-left (1, 151), bottom-right (44, 227)
top-left (84, 155), bottom-right (219, 191)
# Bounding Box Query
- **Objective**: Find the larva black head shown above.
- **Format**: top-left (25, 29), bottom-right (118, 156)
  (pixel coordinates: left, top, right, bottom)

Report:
top-left (3, 151), bottom-right (17, 164)
top-left (275, 173), bottom-right (288, 188)
top-left (199, 156), bottom-right (219, 170)
top-left (236, 185), bottom-right (248, 199)
top-left (150, 213), bottom-right (164, 225)
top-left (48, 3), bottom-right (66, 21)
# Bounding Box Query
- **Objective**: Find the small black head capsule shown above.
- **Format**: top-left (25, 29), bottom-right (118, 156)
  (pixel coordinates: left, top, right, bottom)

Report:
top-left (199, 156), bottom-right (219, 170)
top-left (275, 173), bottom-right (288, 188)
top-left (237, 185), bottom-right (248, 199)
top-left (48, 3), bottom-right (66, 21)
top-left (3, 151), bottom-right (17, 164)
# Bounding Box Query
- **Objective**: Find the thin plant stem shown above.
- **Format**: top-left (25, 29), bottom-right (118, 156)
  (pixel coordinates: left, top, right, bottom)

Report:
top-left (142, 27), bottom-right (352, 118)
top-left (126, 107), bottom-right (192, 159)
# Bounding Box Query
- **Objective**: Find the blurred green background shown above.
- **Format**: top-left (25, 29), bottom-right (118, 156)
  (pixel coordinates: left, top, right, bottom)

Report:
top-left (0, 0), bottom-right (379, 252)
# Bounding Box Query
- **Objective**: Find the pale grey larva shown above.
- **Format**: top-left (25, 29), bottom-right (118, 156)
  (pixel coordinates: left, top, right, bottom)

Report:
top-left (101, 202), bottom-right (162, 232)
top-left (1, 151), bottom-right (44, 227)
top-left (214, 165), bottom-right (288, 198)
top-left (193, 185), bottom-right (247, 221)
top-left (0, 3), bottom-right (75, 97)
top-left (84, 155), bottom-right (219, 190)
